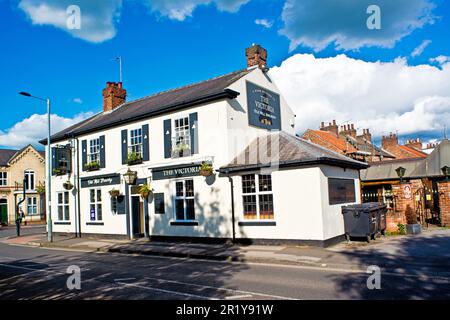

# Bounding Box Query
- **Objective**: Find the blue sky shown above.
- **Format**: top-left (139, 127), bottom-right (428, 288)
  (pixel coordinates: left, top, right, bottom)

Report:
top-left (1, 0), bottom-right (449, 150)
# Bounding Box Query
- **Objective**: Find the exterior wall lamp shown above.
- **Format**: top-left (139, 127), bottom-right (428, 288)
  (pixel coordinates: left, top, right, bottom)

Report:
top-left (442, 165), bottom-right (449, 182)
top-left (395, 166), bottom-right (406, 184)
top-left (123, 169), bottom-right (137, 185)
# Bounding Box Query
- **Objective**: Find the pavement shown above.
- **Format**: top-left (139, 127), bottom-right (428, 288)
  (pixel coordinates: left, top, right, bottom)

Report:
top-left (2, 226), bottom-right (450, 274)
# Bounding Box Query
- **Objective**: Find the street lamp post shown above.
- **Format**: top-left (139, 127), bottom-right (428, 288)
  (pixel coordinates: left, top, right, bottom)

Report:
top-left (19, 92), bottom-right (53, 242)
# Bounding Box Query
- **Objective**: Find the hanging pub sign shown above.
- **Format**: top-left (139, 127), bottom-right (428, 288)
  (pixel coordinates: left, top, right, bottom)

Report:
top-left (246, 81), bottom-right (281, 130)
top-left (152, 163), bottom-right (202, 181)
top-left (81, 174), bottom-right (121, 188)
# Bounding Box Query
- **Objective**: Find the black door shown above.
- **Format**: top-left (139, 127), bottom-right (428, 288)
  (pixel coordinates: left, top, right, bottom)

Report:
top-left (131, 196), bottom-right (142, 236)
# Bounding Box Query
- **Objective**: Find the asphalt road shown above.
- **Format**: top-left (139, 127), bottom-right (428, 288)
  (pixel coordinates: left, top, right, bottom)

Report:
top-left (0, 235), bottom-right (449, 300)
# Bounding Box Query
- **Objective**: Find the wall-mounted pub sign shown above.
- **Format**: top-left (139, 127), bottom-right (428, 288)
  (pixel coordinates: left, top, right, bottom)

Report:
top-left (81, 174), bottom-right (121, 188)
top-left (152, 163), bottom-right (202, 181)
top-left (246, 81), bottom-right (281, 130)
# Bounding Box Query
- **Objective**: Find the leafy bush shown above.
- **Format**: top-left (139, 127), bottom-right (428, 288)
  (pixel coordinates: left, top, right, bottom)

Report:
top-left (397, 223), bottom-right (406, 235)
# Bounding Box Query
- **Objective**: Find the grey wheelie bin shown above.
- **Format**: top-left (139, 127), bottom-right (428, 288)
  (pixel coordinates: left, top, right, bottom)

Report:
top-left (341, 203), bottom-right (380, 242)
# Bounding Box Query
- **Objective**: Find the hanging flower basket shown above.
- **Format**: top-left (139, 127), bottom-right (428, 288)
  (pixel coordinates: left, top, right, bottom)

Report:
top-left (109, 189), bottom-right (121, 198)
top-left (199, 162), bottom-right (214, 177)
top-left (138, 184), bottom-right (153, 199)
top-left (36, 184), bottom-right (46, 195)
top-left (63, 181), bottom-right (74, 190)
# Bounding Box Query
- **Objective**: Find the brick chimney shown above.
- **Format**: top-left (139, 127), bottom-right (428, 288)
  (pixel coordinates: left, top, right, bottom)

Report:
top-left (320, 120), bottom-right (339, 137)
top-left (245, 44), bottom-right (268, 70)
top-left (103, 82), bottom-right (126, 112)
top-left (339, 123), bottom-right (357, 139)
top-left (405, 137), bottom-right (422, 150)
top-left (382, 133), bottom-right (398, 150)
top-left (357, 129), bottom-right (372, 143)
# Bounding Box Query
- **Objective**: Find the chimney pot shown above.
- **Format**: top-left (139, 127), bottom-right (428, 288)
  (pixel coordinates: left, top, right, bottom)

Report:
top-left (245, 44), bottom-right (268, 70)
top-left (103, 81), bottom-right (126, 112)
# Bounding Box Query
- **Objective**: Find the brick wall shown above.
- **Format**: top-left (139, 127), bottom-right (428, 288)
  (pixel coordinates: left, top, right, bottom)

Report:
top-left (438, 180), bottom-right (450, 226)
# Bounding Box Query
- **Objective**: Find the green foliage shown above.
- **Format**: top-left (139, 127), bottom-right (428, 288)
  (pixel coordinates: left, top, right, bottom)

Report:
top-left (138, 184), bottom-right (152, 199)
top-left (127, 152), bottom-right (142, 165)
top-left (200, 162), bottom-right (214, 176)
top-left (109, 189), bottom-right (121, 197)
top-left (397, 223), bottom-right (407, 235)
top-left (36, 184), bottom-right (46, 195)
top-left (84, 161), bottom-right (100, 171)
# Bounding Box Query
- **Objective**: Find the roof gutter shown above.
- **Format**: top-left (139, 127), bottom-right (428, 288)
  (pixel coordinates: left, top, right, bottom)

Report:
top-left (39, 89), bottom-right (240, 145)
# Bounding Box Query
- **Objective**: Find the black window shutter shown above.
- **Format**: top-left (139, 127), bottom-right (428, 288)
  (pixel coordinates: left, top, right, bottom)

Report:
top-left (142, 124), bottom-right (149, 161)
top-left (100, 135), bottom-right (106, 168)
top-left (163, 119), bottom-right (172, 159)
top-left (81, 140), bottom-right (87, 171)
top-left (121, 130), bottom-right (128, 165)
top-left (116, 195), bottom-right (126, 215)
top-left (189, 112), bottom-right (199, 154)
top-left (51, 147), bottom-right (57, 175)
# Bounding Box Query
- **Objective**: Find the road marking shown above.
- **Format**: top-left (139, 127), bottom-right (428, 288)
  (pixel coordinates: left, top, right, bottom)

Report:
top-left (115, 281), bottom-right (217, 300)
top-left (114, 277), bottom-right (136, 282)
top-left (225, 295), bottom-right (253, 300)
top-left (143, 276), bottom-right (298, 300)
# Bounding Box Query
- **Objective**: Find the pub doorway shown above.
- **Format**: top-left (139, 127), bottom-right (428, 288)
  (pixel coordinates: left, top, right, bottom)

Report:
top-left (130, 194), bottom-right (145, 238)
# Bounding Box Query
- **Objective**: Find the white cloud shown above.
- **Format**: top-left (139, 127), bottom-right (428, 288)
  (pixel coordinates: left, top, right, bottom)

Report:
top-left (429, 55), bottom-right (450, 66)
top-left (18, 0), bottom-right (122, 43)
top-left (0, 112), bottom-right (93, 149)
top-left (280, 0), bottom-right (436, 51)
top-left (147, 0), bottom-right (249, 21)
top-left (269, 54), bottom-right (450, 139)
top-left (411, 39), bottom-right (432, 57)
top-left (73, 98), bottom-right (83, 104)
top-left (255, 19), bottom-right (273, 29)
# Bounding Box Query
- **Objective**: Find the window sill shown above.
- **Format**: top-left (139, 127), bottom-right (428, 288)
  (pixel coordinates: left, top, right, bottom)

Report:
top-left (238, 221), bottom-right (276, 226)
top-left (86, 222), bottom-right (104, 226)
top-left (170, 221), bottom-right (198, 226)
top-left (54, 221), bottom-right (71, 225)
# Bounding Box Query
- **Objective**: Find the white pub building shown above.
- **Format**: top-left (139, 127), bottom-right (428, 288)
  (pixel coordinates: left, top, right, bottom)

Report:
top-left (42, 45), bottom-right (367, 246)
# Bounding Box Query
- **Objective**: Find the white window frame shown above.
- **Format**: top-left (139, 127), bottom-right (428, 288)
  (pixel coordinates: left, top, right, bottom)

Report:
top-left (57, 192), bottom-right (70, 221)
top-left (0, 172), bottom-right (7, 186)
top-left (89, 189), bottom-right (102, 221)
top-left (129, 128), bottom-right (143, 158)
top-left (27, 197), bottom-right (38, 216)
top-left (88, 138), bottom-right (101, 164)
top-left (24, 170), bottom-right (35, 191)
top-left (173, 179), bottom-right (195, 221)
top-left (242, 174), bottom-right (274, 221)
top-left (172, 116), bottom-right (191, 158)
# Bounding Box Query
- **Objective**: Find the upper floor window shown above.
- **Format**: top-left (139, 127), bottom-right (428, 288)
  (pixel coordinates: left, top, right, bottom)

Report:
top-left (172, 117), bottom-right (191, 158)
top-left (242, 174), bottom-right (274, 220)
top-left (129, 128), bottom-right (143, 160)
top-left (24, 170), bottom-right (35, 191)
top-left (0, 172), bottom-right (7, 186)
top-left (88, 138), bottom-right (101, 164)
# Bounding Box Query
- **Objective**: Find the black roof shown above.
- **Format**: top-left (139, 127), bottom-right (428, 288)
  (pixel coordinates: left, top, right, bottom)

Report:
top-left (220, 131), bottom-right (369, 173)
top-left (0, 149), bottom-right (17, 166)
top-left (41, 69), bottom-right (250, 145)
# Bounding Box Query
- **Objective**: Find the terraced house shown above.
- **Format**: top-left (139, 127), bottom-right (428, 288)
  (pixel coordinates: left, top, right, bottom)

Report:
top-left (0, 145), bottom-right (46, 225)
top-left (41, 45), bottom-right (367, 246)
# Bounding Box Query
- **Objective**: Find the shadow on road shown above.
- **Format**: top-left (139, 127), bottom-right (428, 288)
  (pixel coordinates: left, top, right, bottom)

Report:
top-left (329, 233), bottom-right (450, 299)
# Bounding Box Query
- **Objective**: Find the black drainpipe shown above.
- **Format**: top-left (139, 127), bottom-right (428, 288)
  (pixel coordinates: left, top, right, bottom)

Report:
top-left (72, 135), bottom-right (82, 238)
top-left (226, 170), bottom-right (236, 244)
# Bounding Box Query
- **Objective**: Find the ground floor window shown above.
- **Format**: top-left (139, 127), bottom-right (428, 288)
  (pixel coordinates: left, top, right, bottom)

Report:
top-left (174, 179), bottom-right (195, 221)
top-left (242, 174), bottom-right (274, 220)
top-left (328, 178), bottom-right (356, 205)
top-left (27, 197), bottom-right (38, 216)
top-left (89, 189), bottom-right (102, 221)
top-left (57, 192), bottom-right (70, 221)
